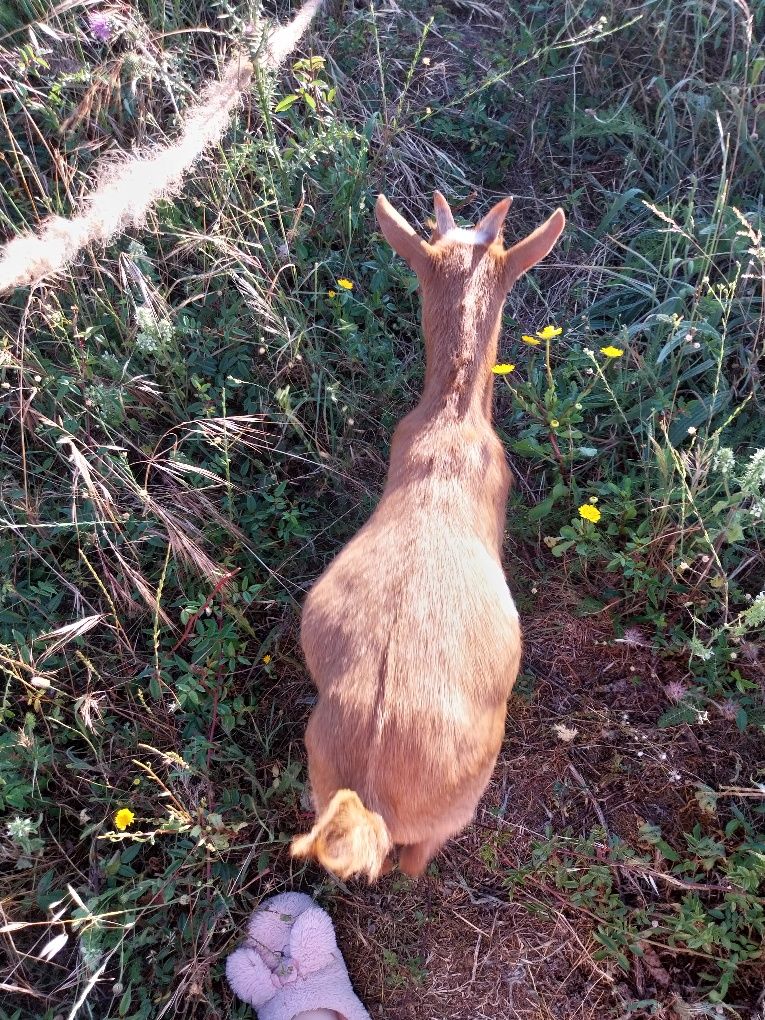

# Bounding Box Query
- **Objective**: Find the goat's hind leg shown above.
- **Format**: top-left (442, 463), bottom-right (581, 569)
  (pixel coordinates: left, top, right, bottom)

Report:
top-left (379, 853), bottom-right (395, 876)
top-left (398, 836), bottom-right (444, 878)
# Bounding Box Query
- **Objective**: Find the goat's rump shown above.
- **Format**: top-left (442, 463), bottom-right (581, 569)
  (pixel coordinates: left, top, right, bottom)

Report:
top-left (301, 522), bottom-right (520, 698)
top-left (305, 687), bottom-right (508, 845)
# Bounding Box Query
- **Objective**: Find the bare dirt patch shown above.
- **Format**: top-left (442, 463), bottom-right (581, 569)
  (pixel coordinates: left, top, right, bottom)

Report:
top-left (279, 591), bottom-right (765, 1019)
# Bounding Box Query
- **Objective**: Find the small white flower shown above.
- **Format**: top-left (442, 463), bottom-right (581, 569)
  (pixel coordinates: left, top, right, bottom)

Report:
top-left (741, 591), bottom-right (765, 629)
top-left (687, 426), bottom-right (697, 435)
top-left (135, 332), bottom-right (158, 354)
top-left (739, 449), bottom-right (765, 491)
top-left (552, 723), bottom-right (578, 743)
top-left (713, 447), bottom-right (735, 476)
top-left (7, 816), bottom-right (35, 841)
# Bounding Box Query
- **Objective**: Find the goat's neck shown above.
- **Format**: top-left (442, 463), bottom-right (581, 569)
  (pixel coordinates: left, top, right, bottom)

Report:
top-left (418, 304), bottom-right (501, 422)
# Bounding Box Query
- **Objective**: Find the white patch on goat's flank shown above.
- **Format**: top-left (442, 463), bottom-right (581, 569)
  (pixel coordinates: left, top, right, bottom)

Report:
top-left (438, 684), bottom-right (471, 723)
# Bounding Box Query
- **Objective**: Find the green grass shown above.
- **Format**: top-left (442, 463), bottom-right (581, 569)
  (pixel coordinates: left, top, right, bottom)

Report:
top-left (1, 1), bottom-right (764, 1017)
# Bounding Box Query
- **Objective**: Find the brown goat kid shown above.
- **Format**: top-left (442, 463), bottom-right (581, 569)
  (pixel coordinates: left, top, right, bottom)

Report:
top-left (292, 192), bottom-right (565, 881)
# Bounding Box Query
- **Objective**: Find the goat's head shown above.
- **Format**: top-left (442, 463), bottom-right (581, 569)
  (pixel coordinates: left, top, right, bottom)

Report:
top-left (375, 192), bottom-right (565, 350)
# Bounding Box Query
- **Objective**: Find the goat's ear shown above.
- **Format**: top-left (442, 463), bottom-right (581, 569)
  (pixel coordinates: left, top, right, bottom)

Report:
top-left (503, 208), bottom-right (565, 287)
top-left (433, 190), bottom-right (455, 235)
top-left (475, 196), bottom-right (513, 246)
top-left (376, 194), bottom-right (434, 276)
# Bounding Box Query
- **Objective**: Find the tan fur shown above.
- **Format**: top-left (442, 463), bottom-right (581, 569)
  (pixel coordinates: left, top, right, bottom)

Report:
top-left (291, 192), bottom-right (565, 881)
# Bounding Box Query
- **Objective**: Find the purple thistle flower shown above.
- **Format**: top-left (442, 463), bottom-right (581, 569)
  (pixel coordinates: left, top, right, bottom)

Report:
top-left (665, 681), bottom-right (689, 703)
top-left (88, 12), bottom-right (114, 43)
top-left (718, 699), bottom-right (740, 722)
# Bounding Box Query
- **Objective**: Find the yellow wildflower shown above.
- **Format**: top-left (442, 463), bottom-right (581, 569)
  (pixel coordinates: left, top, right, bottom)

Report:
top-left (263, 654), bottom-right (272, 664)
top-left (337, 278), bottom-right (354, 290)
top-left (327, 289), bottom-right (336, 298)
top-left (521, 334), bottom-right (541, 346)
top-left (114, 808), bottom-right (135, 831)
top-left (536, 325), bottom-right (562, 340)
top-left (492, 364), bottom-right (515, 375)
top-left (600, 345), bottom-right (624, 358)
top-left (550, 419), bottom-right (560, 428)
top-left (578, 504), bottom-right (602, 524)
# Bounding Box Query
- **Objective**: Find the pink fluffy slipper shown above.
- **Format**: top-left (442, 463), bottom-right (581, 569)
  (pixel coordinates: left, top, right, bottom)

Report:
top-left (226, 892), bottom-right (371, 1020)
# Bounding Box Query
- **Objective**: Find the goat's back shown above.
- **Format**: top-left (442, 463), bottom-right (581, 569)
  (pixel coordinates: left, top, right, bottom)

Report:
top-left (300, 429), bottom-right (521, 842)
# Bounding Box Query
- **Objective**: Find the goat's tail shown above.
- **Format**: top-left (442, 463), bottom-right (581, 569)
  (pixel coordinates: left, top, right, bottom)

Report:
top-left (291, 789), bottom-right (391, 883)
